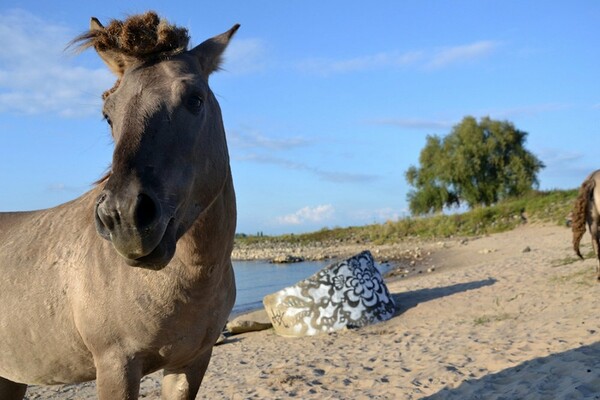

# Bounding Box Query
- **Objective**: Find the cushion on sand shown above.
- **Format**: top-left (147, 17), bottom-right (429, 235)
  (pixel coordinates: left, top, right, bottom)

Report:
top-left (263, 251), bottom-right (396, 337)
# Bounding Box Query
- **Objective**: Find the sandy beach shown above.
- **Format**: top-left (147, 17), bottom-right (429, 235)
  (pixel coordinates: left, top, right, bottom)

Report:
top-left (26, 223), bottom-right (600, 399)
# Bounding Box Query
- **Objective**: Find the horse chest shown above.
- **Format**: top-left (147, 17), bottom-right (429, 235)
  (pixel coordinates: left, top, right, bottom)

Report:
top-left (76, 265), bottom-right (231, 365)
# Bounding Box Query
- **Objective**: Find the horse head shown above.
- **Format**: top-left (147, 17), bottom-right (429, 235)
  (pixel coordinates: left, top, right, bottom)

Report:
top-left (75, 12), bottom-right (238, 269)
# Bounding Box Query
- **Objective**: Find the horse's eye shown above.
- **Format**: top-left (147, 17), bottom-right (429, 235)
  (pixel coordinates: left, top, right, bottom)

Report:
top-left (187, 95), bottom-right (204, 114)
top-left (103, 113), bottom-right (112, 127)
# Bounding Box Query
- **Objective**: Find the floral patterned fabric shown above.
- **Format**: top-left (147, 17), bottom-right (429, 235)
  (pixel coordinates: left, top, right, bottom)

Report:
top-left (263, 251), bottom-right (396, 337)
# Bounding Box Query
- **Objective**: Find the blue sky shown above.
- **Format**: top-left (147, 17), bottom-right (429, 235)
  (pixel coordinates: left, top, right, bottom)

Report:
top-left (0, 1), bottom-right (598, 235)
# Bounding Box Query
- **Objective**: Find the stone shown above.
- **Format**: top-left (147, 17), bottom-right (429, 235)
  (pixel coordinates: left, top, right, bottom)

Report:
top-left (226, 309), bottom-right (273, 334)
top-left (270, 254), bottom-right (304, 263)
top-left (263, 251), bottom-right (396, 337)
top-left (478, 248), bottom-right (496, 254)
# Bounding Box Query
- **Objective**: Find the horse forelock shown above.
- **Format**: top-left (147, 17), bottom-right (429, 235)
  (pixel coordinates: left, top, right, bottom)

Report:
top-left (73, 11), bottom-right (190, 60)
top-left (71, 11), bottom-right (190, 99)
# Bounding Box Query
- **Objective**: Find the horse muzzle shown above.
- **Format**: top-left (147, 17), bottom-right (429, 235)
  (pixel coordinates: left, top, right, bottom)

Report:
top-left (95, 189), bottom-right (176, 269)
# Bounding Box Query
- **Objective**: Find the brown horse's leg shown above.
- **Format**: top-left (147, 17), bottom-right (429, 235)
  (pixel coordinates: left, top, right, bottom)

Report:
top-left (161, 349), bottom-right (212, 400)
top-left (0, 376), bottom-right (27, 400)
top-left (591, 221), bottom-right (600, 281)
top-left (95, 355), bottom-right (142, 400)
top-left (596, 240), bottom-right (600, 281)
top-left (591, 231), bottom-right (600, 280)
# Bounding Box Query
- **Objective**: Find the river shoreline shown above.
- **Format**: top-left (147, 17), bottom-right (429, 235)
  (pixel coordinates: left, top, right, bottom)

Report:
top-left (232, 236), bottom-right (460, 280)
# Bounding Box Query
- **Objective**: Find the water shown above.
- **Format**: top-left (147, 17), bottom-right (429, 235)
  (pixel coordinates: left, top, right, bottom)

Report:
top-left (231, 260), bottom-right (331, 316)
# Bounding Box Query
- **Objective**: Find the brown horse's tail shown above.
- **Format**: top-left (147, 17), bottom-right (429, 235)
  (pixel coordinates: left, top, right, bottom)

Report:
top-left (572, 177), bottom-right (595, 259)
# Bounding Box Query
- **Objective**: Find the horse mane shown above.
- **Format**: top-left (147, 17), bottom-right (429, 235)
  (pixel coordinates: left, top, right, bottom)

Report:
top-left (71, 11), bottom-right (190, 99)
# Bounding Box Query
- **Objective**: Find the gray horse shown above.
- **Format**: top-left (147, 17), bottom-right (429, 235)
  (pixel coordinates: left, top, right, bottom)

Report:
top-left (572, 169), bottom-right (600, 280)
top-left (0, 12), bottom-right (238, 399)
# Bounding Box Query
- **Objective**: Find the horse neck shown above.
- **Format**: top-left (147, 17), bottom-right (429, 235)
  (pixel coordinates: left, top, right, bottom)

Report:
top-left (176, 172), bottom-right (236, 276)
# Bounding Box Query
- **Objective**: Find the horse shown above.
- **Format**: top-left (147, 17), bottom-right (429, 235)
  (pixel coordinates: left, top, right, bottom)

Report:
top-left (0, 12), bottom-right (238, 399)
top-left (572, 169), bottom-right (600, 280)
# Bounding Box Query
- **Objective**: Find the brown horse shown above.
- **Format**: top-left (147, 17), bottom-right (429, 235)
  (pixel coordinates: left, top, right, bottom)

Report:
top-left (572, 169), bottom-right (600, 280)
top-left (0, 12), bottom-right (238, 399)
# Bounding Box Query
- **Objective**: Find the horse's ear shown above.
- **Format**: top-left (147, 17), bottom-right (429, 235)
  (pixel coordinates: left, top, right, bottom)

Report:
top-left (190, 24), bottom-right (240, 77)
top-left (88, 17), bottom-right (128, 78)
top-left (90, 17), bottom-right (104, 31)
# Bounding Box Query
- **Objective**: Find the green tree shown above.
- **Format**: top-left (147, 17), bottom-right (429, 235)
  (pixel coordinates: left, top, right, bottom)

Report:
top-left (405, 116), bottom-right (545, 215)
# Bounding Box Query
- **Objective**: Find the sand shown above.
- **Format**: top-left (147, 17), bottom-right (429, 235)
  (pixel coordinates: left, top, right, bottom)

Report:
top-left (25, 224), bottom-right (600, 399)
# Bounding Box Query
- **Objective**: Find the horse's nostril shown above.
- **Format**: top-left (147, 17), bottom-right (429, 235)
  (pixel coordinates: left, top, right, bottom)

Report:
top-left (134, 193), bottom-right (158, 229)
top-left (95, 201), bottom-right (113, 240)
top-left (95, 193), bottom-right (114, 231)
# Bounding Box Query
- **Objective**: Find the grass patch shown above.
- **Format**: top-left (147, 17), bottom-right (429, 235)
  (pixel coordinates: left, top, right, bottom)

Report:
top-left (584, 250), bottom-right (596, 259)
top-left (473, 313), bottom-right (515, 326)
top-left (473, 316), bottom-right (492, 325)
top-left (550, 268), bottom-right (596, 286)
top-left (552, 255), bottom-right (583, 267)
top-left (553, 250), bottom-right (597, 267)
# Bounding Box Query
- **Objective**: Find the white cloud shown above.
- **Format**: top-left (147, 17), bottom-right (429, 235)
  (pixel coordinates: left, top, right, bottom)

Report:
top-left (473, 103), bottom-right (572, 119)
top-left (427, 40), bottom-right (499, 69)
top-left (351, 207), bottom-right (404, 224)
top-left (222, 38), bottom-right (268, 75)
top-left (277, 204), bottom-right (335, 225)
top-left (229, 130), bottom-right (310, 150)
top-left (297, 40), bottom-right (500, 76)
top-left (371, 103), bottom-right (571, 133)
top-left (235, 153), bottom-right (378, 183)
top-left (0, 9), bottom-right (113, 117)
top-left (370, 118), bottom-right (455, 131)
top-left (46, 182), bottom-right (81, 193)
top-left (298, 50), bottom-right (423, 75)
top-left (537, 148), bottom-right (583, 167)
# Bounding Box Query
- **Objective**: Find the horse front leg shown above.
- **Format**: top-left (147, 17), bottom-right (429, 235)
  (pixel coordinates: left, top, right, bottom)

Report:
top-left (161, 349), bottom-right (212, 400)
top-left (95, 354), bottom-right (142, 400)
top-left (0, 376), bottom-right (27, 400)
